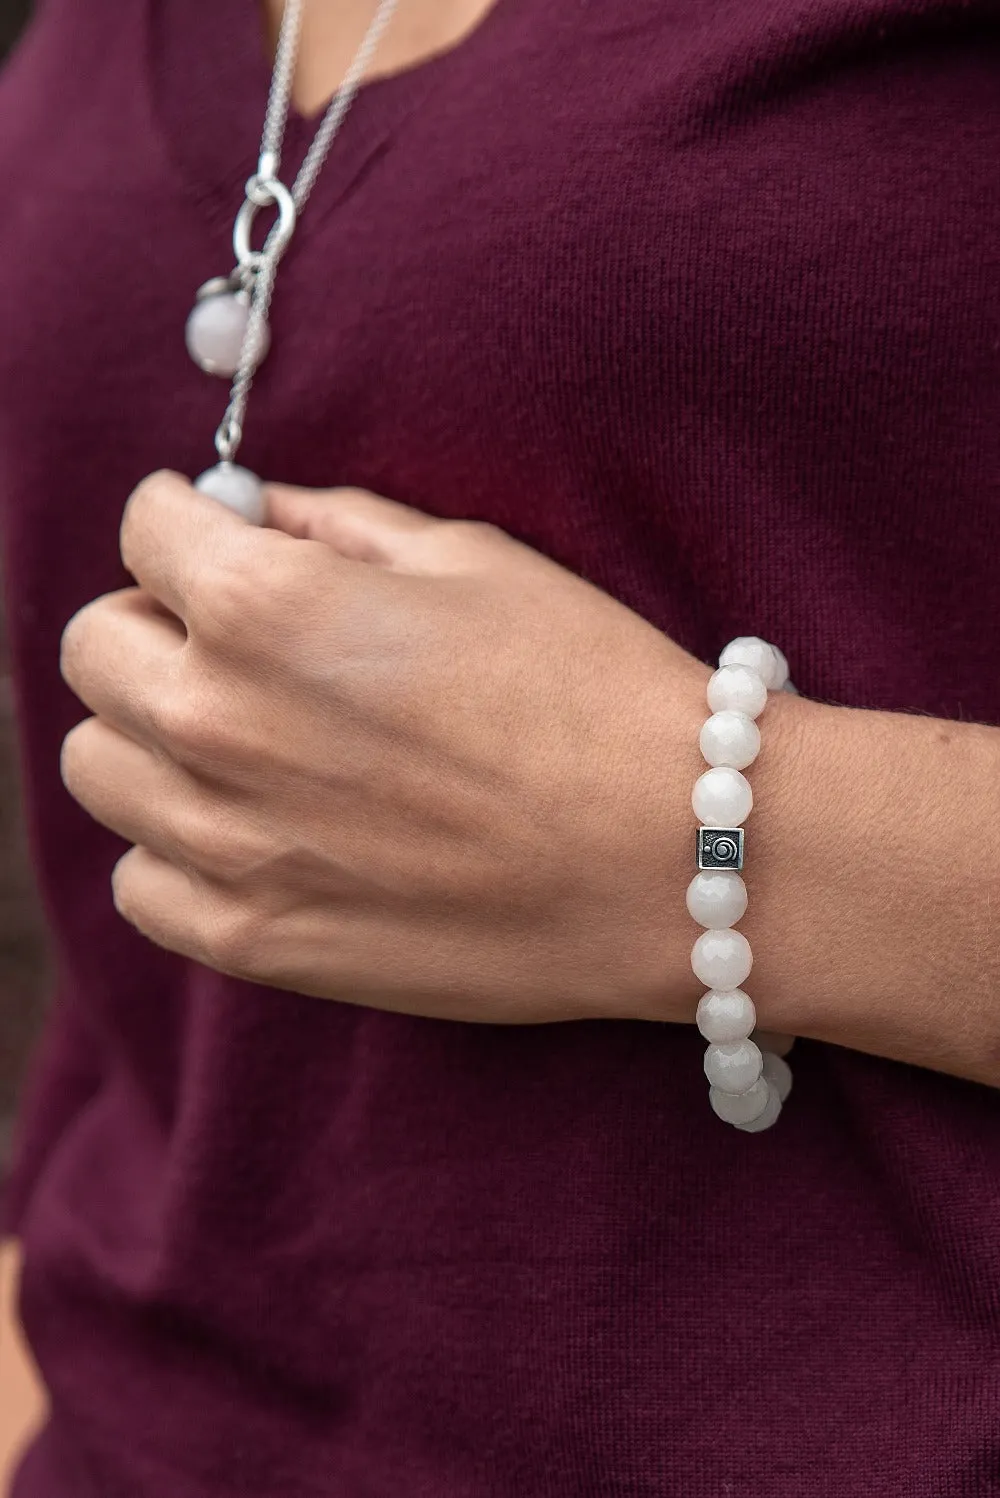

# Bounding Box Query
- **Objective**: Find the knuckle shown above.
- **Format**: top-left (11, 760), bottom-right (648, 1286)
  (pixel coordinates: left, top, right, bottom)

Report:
top-left (60, 592), bottom-right (131, 694)
top-left (262, 541), bottom-right (330, 617)
top-left (440, 521), bottom-right (485, 551)
top-left (59, 601), bottom-right (95, 687)
top-left (130, 469), bottom-right (177, 507)
top-left (59, 717), bottom-right (95, 795)
top-left (177, 807), bottom-right (259, 885)
top-left (202, 901), bottom-right (268, 978)
top-left (110, 848), bottom-right (144, 925)
top-left (110, 849), bottom-right (181, 956)
top-left (120, 471), bottom-right (174, 569)
top-left (430, 518), bottom-right (504, 566)
top-left (59, 615), bottom-right (82, 686)
top-left (153, 683), bottom-right (230, 765)
top-left (191, 545), bottom-right (261, 641)
top-left (209, 540), bottom-right (327, 646)
top-left (259, 544), bottom-right (320, 612)
top-left (444, 518), bottom-right (498, 547)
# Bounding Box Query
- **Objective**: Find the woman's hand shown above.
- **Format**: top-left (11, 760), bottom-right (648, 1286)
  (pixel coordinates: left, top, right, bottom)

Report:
top-left (57, 471), bottom-right (1000, 1081)
top-left (59, 471), bottom-right (712, 1024)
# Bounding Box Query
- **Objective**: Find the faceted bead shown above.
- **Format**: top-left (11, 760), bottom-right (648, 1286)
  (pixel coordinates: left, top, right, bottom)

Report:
top-left (709, 1077), bottom-right (769, 1125)
top-left (719, 637), bottom-right (778, 684)
top-left (691, 928), bottom-right (753, 990)
top-left (707, 664), bottom-right (768, 719)
top-left (696, 988), bottom-right (757, 1043)
top-left (768, 645), bottom-right (790, 691)
top-left (733, 1082), bottom-right (783, 1132)
top-left (761, 1051), bottom-right (793, 1103)
top-left (752, 1030), bottom-right (795, 1058)
top-left (185, 291), bottom-right (270, 378)
top-left (699, 710), bottom-right (761, 770)
top-left (704, 1039), bottom-right (763, 1094)
top-left (692, 766), bottom-right (753, 827)
top-left (686, 871), bottom-right (748, 929)
top-left (194, 463), bottom-right (266, 525)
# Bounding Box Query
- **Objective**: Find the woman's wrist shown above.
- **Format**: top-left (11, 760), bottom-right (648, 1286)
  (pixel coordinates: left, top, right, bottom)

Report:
top-left (738, 689), bottom-right (1000, 1085)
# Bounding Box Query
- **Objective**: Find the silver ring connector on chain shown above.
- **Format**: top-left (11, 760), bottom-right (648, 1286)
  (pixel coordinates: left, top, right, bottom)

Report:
top-left (233, 176), bottom-right (297, 274)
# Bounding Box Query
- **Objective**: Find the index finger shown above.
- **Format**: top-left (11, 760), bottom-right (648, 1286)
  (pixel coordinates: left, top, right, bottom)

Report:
top-left (120, 469), bottom-right (265, 623)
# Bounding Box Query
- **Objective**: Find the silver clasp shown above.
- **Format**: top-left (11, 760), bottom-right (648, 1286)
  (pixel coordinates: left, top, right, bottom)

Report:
top-left (233, 174), bottom-right (297, 274)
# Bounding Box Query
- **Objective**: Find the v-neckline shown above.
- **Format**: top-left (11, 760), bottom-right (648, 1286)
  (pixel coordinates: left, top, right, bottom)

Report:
top-left (149, 0), bottom-right (516, 239)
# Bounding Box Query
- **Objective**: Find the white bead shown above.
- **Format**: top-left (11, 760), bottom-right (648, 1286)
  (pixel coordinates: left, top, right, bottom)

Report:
top-left (707, 664), bottom-right (768, 719)
top-left (761, 1051), bottom-right (793, 1103)
top-left (719, 636), bottom-right (778, 684)
top-left (704, 1039), bottom-right (763, 1094)
top-left (686, 871), bottom-right (748, 929)
top-left (733, 1082), bottom-right (783, 1132)
top-left (699, 711), bottom-right (761, 770)
top-left (752, 1030), bottom-right (795, 1058)
top-left (696, 988), bottom-right (756, 1043)
top-left (185, 291), bottom-right (270, 378)
top-left (768, 645), bottom-right (790, 691)
top-left (194, 463), bottom-right (266, 525)
top-left (692, 766), bottom-right (753, 827)
top-left (709, 1077), bottom-right (769, 1125)
top-left (691, 929), bottom-right (753, 990)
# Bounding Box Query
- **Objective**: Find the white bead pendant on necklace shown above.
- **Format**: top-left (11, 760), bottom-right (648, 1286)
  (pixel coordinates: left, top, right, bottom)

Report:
top-left (193, 462), bottom-right (266, 524)
top-left (185, 278), bottom-right (272, 379)
top-left (184, 0), bottom-right (400, 521)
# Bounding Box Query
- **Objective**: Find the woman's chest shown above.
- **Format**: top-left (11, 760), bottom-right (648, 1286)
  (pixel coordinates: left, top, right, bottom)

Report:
top-left (0, 0), bottom-right (996, 706)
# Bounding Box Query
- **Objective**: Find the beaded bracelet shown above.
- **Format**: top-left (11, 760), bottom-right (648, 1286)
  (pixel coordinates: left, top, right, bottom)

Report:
top-left (688, 637), bottom-right (796, 1133)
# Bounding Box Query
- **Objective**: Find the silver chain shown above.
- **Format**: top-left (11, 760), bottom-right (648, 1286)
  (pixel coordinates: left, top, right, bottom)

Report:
top-left (214, 0), bottom-right (400, 465)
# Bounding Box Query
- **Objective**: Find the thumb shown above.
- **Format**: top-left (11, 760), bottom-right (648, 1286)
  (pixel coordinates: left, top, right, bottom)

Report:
top-left (264, 484), bottom-right (440, 569)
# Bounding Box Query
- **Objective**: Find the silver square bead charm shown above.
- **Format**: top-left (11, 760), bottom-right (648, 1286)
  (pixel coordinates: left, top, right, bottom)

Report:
top-left (697, 827), bottom-right (744, 871)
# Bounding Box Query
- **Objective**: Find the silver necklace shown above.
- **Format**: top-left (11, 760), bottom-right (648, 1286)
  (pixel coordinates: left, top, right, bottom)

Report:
top-left (186, 0), bottom-right (400, 522)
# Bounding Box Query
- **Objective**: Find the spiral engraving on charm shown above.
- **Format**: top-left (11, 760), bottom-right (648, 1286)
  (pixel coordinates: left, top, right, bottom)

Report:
top-left (697, 825), bottom-right (744, 871)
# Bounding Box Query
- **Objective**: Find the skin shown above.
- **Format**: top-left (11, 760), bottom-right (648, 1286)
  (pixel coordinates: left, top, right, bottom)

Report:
top-left (0, 1240), bottom-right (45, 1486)
top-left (261, 0), bottom-right (499, 115)
top-left (4, 0), bottom-right (999, 1470)
top-left (54, 473), bottom-right (1000, 1086)
top-left (59, 477), bottom-right (713, 1026)
top-left (0, 0), bottom-right (626, 1463)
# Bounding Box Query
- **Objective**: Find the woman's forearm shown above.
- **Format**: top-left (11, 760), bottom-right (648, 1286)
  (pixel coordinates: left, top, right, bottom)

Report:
top-left (738, 690), bottom-right (1000, 1086)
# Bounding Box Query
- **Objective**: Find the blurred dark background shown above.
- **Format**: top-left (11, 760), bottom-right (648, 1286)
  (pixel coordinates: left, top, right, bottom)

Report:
top-left (1, 0), bottom-right (48, 1177)
top-left (0, 0), bottom-right (29, 56)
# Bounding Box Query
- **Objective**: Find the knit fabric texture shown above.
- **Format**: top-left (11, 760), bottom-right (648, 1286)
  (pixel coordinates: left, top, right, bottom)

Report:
top-left (1, 0), bottom-right (998, 1492)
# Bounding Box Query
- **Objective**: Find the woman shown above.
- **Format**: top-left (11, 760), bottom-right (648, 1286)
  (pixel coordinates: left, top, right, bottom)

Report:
top-left (0, 0), bottom-right (998, 1492)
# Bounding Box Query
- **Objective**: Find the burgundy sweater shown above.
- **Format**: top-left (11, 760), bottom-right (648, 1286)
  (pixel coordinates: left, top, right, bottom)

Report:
top-left (1, 0), bottom-right (999, 1493)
